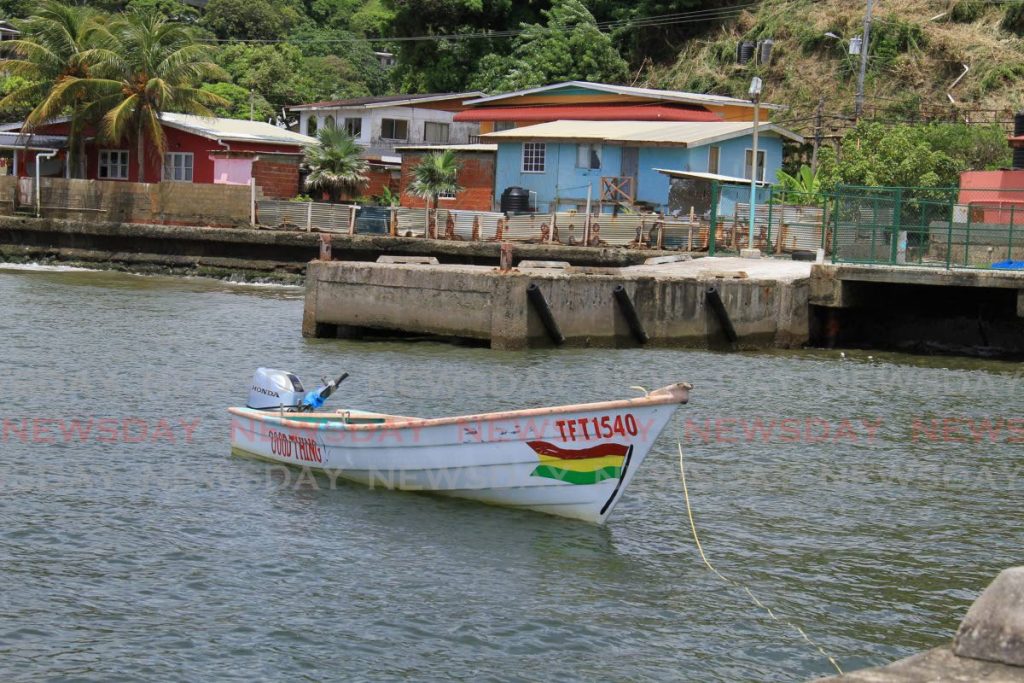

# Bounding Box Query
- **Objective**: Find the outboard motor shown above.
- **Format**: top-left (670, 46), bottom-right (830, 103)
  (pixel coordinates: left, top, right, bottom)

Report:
top-left (247, 368), bottom-right (348, 411)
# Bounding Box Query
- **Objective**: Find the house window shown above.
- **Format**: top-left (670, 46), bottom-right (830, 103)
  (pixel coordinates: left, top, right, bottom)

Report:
top-left (707, 145), bottom-right (720, 174)
top-left (438, 188), bottom-right (457, 200)
top-left (307, 117), bottom-right (318, 136)
top-left (424, 121), bottom-right (450, 144)
top-left (745, 149), bottom-right (766, 182)
top-left (324, 115), bottom-right (336, 129)
top-left (98, 150), bottom-right (129, 180)
top-left (380, 118), bottom-right (408, 140)
top-left (345, 117), bottom-right (362, 137)
top-left (494, 121), bottom-right (515, 132)
top-left (575, 143), bottom-right (601, 170)
top-left (163, 152), bottom-right (193, 182)
top-left (522, 142), bottom-right (546, 173)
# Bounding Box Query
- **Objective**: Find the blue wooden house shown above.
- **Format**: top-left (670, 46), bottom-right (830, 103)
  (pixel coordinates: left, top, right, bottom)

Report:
top-left (481, 119), bottom-right (802, 214)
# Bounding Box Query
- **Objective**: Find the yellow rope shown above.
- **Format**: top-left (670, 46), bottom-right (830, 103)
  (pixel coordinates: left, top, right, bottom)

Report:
top-left (677, 442), bottom-right (843, 676)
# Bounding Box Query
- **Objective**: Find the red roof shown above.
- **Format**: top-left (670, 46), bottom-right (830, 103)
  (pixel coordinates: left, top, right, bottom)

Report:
top-left (454, 104), bottom-right (723, 123)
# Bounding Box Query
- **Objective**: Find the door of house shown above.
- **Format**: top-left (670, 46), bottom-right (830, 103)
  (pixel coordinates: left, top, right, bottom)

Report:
top-left (620, 147), bottom-right (639, 180)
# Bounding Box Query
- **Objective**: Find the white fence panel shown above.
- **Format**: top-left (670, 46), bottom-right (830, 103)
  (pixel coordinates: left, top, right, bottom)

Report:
top-left (396, 207), bottom-right (430, 236)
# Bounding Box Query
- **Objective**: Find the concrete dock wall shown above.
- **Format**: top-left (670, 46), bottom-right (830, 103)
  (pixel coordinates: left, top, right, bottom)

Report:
top-left (810, 263), bottom-right (1024, 358)
top-left (0, 215), bottom-right (676, 281)
top-left (303, 258), bottom-right (811, 350)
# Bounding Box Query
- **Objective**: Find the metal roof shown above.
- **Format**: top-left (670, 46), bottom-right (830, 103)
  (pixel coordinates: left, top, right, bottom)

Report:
top-left (394, 143), bottom-right (497, 152)
top-left (289, 92), bottom-right (483, 112)
top-left (655, 168), bottom-right (767, 186)
top-left (453, 104), bottom-right (722, 123)
top-left (159, 113), bottom-right (316, 146)
top-left (464, 81), bottom-right (784, 111)
top-left (481, 120), bottom-right (804, 146)
top-left (0, 131), bottom-right (68, 150)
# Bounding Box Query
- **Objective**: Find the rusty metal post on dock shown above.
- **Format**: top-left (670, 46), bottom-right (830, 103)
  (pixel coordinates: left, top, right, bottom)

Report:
top-left (499, 242), bottom-right (514, 272)
top-left (319, 233), bottom-right (332, 261)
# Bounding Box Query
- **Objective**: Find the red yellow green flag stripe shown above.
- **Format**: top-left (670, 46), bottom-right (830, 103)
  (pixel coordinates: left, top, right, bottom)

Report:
top-left (526, 440), bottom-right (630, 485)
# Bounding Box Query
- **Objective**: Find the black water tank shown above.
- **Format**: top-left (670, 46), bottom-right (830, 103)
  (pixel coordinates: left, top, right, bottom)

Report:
top-left (1014, 112), bottom-right (1024, 170)
top-left (501, 186), bottom-right (531, 213)
top-left (737, 41), bottom-right (755, 65)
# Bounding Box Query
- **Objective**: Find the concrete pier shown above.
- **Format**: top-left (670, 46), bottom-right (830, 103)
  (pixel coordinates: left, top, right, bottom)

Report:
top-left (303, 256), bottom-right (812, 349)
top-left (812, 566), bottom-right (1024, 682)
top-left (0, 215), bottom-right (673, 281)
top-left (810, 263), bottom-right (1024, 357)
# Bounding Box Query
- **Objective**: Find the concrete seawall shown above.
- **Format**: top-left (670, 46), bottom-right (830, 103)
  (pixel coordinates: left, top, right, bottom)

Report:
top-left (0, 215), bottom-right (675, 282)
top-left (812, 566), bottom-right (1024, 682)
top-left (303, 257), bottom-right (812, 350)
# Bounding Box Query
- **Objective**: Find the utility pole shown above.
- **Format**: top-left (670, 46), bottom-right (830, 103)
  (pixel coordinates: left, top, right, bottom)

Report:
top-left (811, 97), bottom-right (825, 173)
top-left (744, 77), bottom-right (762, 259)
top-left (854, 0), bottom-right (874, 119)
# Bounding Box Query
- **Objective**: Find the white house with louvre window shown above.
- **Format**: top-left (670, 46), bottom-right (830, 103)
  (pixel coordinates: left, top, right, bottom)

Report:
top-left (289, 93), bottom-right (483, 159)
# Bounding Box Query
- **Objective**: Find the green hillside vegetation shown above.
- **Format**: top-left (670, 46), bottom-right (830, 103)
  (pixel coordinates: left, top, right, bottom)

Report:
top-left (654, 0), bottom-right (1024, 123)
top-left (1, 0), bottom-right (1022, 187)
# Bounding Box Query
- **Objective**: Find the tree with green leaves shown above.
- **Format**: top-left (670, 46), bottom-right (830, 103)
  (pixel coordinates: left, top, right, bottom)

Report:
top-left (200, 82), bottom-right (274, 121)
top-left (408, 149), bottom-right (461, 211)
top-left (201, 0), bottom-right (304, 42)
top-left (775, 164), bottom-right (823, 204)
top-left (387, 0), bottom-right (542, 93)
top-left (82, 9), bottom-right (227, 182)
top-left (303, 123), bottom-right (369, 202)
top-left (125, 0), bottom-right (199, 23)
top-left (0, 0), bottom-right (104, 177)
top-left (818, 122), bottom-right (1010, 191)
top-left (470, 0), bottom-right (630, 93)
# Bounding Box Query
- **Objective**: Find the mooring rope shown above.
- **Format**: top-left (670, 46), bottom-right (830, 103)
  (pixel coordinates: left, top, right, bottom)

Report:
top-left (677, 442), bottom-right (843, 676)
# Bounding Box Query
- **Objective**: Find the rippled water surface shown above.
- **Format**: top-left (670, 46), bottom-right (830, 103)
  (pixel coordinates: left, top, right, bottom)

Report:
top-left (1, 266), bottom-right (1021, 682)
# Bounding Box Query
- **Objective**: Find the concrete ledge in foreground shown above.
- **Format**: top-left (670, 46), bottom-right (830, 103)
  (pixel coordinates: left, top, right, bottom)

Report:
top-left (812, 567), bottom-right (1024, 682)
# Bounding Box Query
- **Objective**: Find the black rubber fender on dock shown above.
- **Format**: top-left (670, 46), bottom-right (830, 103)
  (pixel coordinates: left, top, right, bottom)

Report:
top-left (612, 284), bottom-right (649, 344)
top-left (705, 285), bottom-right (738, 344)
top-left (526, 283), bottom-right (565, 345)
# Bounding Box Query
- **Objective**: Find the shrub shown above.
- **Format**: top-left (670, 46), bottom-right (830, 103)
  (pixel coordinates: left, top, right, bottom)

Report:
top-left (1002, 2), bottom-right (1024, 35)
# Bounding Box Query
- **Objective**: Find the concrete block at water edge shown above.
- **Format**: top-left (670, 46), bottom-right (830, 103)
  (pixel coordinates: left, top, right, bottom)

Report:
top-left (954, 566), bottom-right (1024, 666)
top-left (518, 260), bottom-right (570, 269)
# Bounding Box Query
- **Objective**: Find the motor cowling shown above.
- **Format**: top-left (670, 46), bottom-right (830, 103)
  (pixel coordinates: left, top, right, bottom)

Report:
top-left (247, 368), bottom-right (307, 410)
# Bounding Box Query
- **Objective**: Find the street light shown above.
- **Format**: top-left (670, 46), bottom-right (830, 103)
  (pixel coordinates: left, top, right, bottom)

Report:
top-left (745, 76), bottom-right (762, 259)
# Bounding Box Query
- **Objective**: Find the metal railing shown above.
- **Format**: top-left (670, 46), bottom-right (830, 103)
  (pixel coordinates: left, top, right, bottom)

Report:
top-left (829, 185), bottom-right (1024, 269)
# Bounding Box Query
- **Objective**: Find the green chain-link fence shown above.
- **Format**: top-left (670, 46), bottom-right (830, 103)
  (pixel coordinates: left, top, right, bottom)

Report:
top-left (829, 184), bottom-right (1024, 269)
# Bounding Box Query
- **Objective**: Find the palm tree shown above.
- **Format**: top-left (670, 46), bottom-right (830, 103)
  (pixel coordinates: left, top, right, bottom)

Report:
top-left (408, 149), bottom-right (462, 211)
top-left (72, 9), bottom-right (226, 182)
top-left (0, 1), bottom-right (104, 178)
top-left (303, 124), bottom-right (369, 202)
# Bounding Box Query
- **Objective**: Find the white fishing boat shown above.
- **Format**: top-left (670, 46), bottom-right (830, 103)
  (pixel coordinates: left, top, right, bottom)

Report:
top-left (229, 369), bottom-right (690, 524)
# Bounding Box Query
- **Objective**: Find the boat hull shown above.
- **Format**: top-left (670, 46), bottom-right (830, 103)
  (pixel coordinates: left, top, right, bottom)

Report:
top-left (229, 383), bottom-right (689, 524)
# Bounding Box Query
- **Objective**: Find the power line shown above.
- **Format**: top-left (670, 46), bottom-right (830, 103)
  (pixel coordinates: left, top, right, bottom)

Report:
top-left (198, 3), bottom-right (761, 45)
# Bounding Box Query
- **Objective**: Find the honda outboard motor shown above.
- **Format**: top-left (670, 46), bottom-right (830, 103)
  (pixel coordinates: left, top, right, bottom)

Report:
top-left (247, 368), bottom-right (348, 411)
top-left (248, 368), bottom-right (307, 410)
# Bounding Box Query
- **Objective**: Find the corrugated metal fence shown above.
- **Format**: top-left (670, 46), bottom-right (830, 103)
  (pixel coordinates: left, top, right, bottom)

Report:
top-left (256, 197), bottom-right (830, 253)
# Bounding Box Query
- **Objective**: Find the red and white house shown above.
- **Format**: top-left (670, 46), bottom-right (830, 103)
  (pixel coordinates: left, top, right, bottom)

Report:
top-left (0, 113), bottom-right (317, 198)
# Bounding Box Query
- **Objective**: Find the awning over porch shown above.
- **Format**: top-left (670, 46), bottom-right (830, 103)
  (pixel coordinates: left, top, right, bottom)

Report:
top-left (655, 168), bottom-right (769, 187)
top-left (0, 131), bottom-right (68, 151)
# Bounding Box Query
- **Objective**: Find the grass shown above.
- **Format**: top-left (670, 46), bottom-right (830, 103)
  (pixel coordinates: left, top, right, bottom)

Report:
top-left (647, 0), bottom-right (1024, 133)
